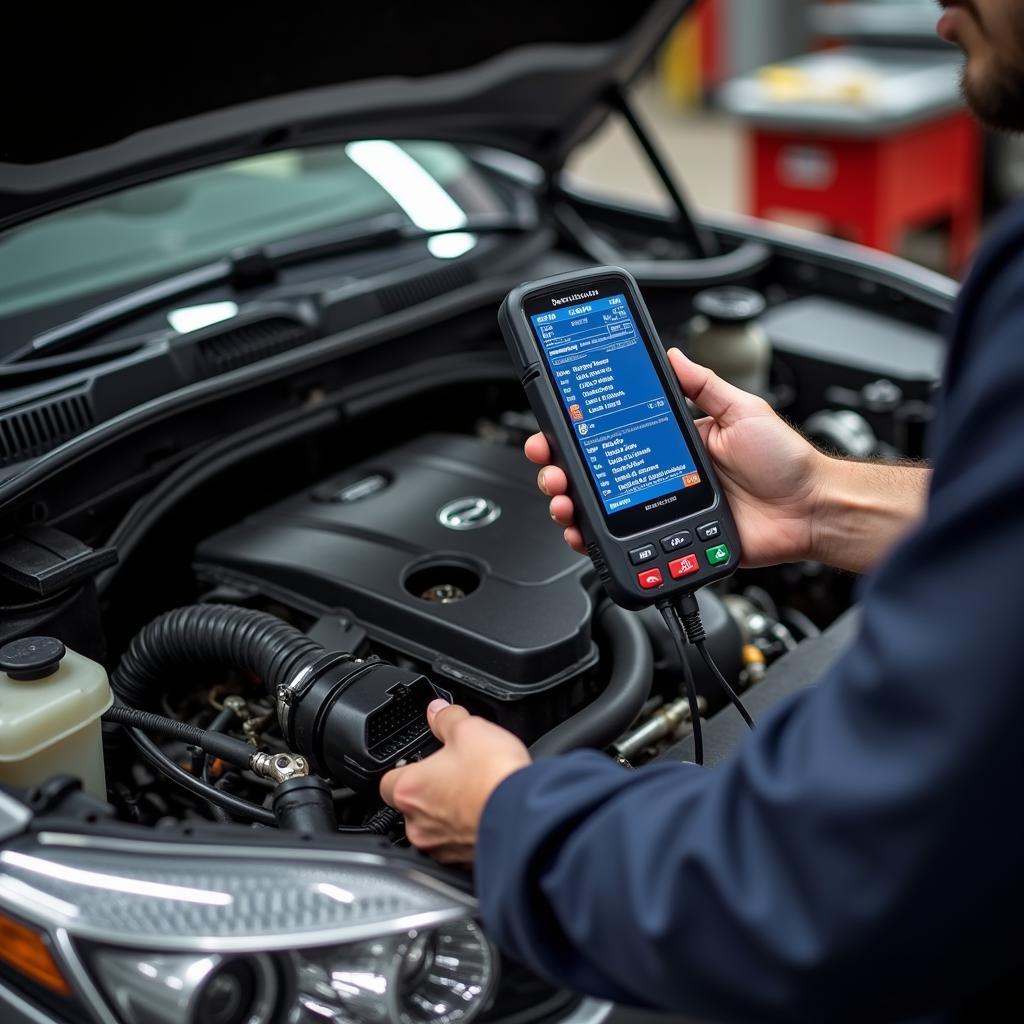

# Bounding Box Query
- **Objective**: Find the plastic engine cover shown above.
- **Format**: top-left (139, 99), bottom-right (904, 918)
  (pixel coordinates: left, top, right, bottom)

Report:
top-left (195, 434), bottom-right (598, 699)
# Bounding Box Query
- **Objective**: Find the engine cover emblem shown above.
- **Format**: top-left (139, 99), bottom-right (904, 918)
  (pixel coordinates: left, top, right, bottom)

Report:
top-left (437, 496), bottom-right (501, 531)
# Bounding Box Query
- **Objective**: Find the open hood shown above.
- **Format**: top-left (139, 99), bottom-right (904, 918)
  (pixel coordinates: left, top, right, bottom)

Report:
top-left (0, 1), bottom-right (691, 233)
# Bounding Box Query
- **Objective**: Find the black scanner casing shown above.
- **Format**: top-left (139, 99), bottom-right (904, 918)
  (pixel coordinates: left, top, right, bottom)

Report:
top-left (499, 266), bottom-right (741, 610)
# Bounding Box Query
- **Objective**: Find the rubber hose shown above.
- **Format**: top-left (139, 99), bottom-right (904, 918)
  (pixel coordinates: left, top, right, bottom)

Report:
top-left (210, 774), bottom-right (242, 824)
top-left (272, 776), bottom-right (339, 833)
top-left (202, 706), bottom-right (240, 785)
top-left (529, 604), bottom-right (653, 759)
top-left (112, 604), bottom-right (324, 710)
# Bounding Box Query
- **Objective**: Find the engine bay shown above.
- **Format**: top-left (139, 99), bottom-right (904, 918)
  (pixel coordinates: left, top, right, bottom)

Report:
top-left (14, 417), bottom-right (863, 836)
top-left (85, 427), bottom-right (781, 834)
top-left (0, 193), bottom-right (951, 843)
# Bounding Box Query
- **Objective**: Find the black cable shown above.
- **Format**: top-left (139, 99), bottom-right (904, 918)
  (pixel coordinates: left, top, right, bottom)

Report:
top-left (695, 641), bottom-right (755, 729)
top-left (104, 704), bottom-right (257, 768)
top-left (659, 603), bottom-right (703, 766)
top-left (116, 709), bottom-right (372, 831)
top-left (676, 592), bottom-right (755, 731)
top-left (105, 701), bottom-right (277, 825)
top-left (126, 727), bottom-right (277, 826)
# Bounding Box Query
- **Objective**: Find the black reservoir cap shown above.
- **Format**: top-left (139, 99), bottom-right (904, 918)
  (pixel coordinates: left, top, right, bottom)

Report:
top-left (0, 636), bottom-right (66, 680)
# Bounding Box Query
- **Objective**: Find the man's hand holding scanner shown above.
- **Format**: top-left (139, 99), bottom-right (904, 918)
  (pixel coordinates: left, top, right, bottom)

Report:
top-left (529, 348), bottom-right (928, 576)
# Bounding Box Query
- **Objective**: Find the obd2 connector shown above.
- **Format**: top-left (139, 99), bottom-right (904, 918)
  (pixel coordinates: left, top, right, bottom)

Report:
top-left (276, 652), bottom-right (449, 789)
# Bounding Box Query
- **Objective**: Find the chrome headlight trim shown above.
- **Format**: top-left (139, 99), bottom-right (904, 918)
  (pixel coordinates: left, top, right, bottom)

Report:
top-left (51, 929), bottom-right (119, 1024)
top-left (89, 949), bottom-right (280, 1024)
top-left (0, 833), bottom-right (476, 954)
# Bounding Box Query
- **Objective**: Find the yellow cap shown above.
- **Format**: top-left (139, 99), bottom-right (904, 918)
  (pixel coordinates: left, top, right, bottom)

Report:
top-left (742, 644), bottom-right (766, 666)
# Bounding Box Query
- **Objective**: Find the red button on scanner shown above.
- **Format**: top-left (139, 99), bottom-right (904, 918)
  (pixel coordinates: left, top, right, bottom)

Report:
top-left (669, 554), bottom-right (700, 579)
top-left (637, 567), bottom-right (664, 590)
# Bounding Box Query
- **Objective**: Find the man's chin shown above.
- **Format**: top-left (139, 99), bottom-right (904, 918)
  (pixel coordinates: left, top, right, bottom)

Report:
top-left (962, 64), bottom-right (1024, 133)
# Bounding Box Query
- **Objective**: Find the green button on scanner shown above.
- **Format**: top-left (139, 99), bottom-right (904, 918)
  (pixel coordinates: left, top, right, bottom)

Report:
top-left (705, 543), bottom-right (731, 567)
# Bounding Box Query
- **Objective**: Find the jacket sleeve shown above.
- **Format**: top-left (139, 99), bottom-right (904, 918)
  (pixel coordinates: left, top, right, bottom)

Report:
top-left (475, 214), bottom-right (1024, 1023)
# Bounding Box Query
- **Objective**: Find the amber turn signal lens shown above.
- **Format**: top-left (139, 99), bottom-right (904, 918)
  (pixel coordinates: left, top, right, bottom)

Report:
top-left (0, 910), bottom-right (72, 997)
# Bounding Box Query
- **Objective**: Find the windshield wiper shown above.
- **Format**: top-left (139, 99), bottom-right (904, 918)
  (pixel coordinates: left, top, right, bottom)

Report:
top-left (3, 211), bottom-right (537, 365)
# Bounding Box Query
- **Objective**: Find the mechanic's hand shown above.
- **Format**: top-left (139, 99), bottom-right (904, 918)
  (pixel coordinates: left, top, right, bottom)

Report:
top-left (380, 700), bottom-right (531, 864)
top-left (525, 348), bottom-right (827, 567)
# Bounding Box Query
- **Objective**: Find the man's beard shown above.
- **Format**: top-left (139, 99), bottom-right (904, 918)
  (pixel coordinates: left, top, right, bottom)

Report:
top-left (961, 55), bottom-right (1024, 133)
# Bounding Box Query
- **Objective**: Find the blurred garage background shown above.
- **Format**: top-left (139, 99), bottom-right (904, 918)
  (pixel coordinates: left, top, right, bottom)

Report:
top-left (570, 0), bottom-right (1024, 278)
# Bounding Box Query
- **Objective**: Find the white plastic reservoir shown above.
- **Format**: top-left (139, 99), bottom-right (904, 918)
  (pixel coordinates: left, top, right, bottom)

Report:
top-left (0, 637), bottom-right (112, 801)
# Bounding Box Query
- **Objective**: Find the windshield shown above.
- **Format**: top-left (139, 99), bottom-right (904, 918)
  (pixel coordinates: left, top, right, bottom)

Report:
top-left (0, 141), bottom-right (488, 325)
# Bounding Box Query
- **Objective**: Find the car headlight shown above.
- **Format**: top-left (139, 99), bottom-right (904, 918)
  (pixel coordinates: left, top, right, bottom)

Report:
top-left (0, 836), bottom-right (495, 1024)
top-left (291, 919), bottom-right (493, 1024)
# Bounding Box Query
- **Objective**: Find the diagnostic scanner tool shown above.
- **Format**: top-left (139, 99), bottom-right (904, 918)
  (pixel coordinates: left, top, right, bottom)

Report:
top-left (499, 267), bottom-right (741, 610)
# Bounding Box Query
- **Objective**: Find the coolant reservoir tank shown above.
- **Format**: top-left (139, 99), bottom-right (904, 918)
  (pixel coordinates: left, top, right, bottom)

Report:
top-left (688, 287), bottom-right (771, 398)
top-left (0, 637), bottom-right (112, 801)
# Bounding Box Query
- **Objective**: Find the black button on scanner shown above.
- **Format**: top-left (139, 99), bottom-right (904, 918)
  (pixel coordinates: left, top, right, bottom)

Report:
top-left (660, 530), bottom-right (692, 553)
top-left (629, 544), bottom-right (657, 565)
top-left (697, 522), bottom-right (722, 542)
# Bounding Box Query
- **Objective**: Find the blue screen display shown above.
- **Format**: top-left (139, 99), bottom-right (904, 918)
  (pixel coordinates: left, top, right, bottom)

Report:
top-left (531, 294), bottom-right (702, 517)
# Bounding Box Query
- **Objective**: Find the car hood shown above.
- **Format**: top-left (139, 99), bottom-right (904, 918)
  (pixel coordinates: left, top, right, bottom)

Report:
top-left (0, 1), bottom-right (690, 233)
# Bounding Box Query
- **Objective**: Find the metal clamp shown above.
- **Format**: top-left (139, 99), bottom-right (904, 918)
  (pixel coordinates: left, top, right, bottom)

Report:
top-left (275, 665), bottom-right (316, 738)
top-left (275, 653), bottom-right (360, 738)
top-left (250, 751), bottom-right (310, 785)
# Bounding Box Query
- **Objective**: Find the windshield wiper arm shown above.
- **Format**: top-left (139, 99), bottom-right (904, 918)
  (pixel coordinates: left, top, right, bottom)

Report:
top-left (4, 211), bottom-right (536, 365)
top-left (3, 260), bottom-right (231, 365)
